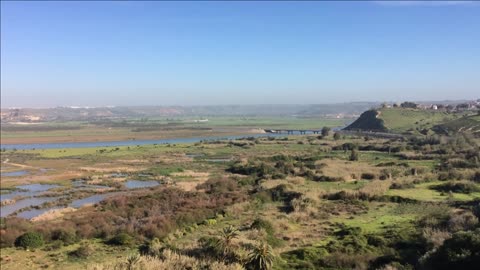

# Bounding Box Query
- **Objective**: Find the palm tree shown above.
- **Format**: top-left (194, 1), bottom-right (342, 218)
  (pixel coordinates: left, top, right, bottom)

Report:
top-left (247, 242), bottom-right (275, 270)
top-left (125, 253), bottom-right (141, 270)
top-left (216, 225), bottom-right (239, 259)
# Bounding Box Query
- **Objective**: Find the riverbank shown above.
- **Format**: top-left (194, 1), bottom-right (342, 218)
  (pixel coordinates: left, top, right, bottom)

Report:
top-left (1, 117), bottom-right (348, 145)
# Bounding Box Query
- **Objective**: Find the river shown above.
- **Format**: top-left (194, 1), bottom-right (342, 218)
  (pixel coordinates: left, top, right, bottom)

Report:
top-left (0, 132), bottom-right (308, 150)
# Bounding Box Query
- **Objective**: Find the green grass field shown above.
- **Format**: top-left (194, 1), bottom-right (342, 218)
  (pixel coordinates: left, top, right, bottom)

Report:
top-left (379, 108), bottom-right (461, 133)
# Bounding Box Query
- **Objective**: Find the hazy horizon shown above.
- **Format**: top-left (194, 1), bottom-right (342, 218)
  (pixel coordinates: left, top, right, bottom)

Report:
top-left (2, 1), bottom-right (479, 108)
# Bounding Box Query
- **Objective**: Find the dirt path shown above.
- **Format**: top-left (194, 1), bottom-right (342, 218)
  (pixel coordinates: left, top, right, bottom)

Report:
top-left (2, 159), bottom-right (37, 169)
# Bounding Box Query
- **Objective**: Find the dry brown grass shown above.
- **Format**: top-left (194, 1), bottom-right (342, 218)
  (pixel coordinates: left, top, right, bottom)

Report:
top-left (315, 159), bottom-right (382, 181)
top-left (171, 170), bottom-right (211, 191)
top-left (31, 207), bottom-right (76, 222)
top-left (175, 180), bottom-right (207, 192)
top-left (88, 250), bottom-right (244, 270)
top-left (171, 170), bottom-right (210, 179)
top-left (79, 166), bottom-right (145, 173)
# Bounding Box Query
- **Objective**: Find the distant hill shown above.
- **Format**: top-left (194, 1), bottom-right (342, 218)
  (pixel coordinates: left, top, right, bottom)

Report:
top-left (345, 107), bottom-right (479, 135)
top-left (0, 103), bottom-right (379, 122)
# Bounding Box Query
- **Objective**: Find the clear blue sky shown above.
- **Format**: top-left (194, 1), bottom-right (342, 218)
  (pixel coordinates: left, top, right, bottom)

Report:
top-left (1, 1), bottom-right (479, 107)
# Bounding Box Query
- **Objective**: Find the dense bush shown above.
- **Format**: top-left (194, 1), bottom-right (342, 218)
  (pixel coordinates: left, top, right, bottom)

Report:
top-left (431, 181), bottom-right (480, 194)
top-left (0, 186), bottom-right (247, 244)
top-left (14, 232), bottom-right (44, 249)
top-left (108, 232), bottom-right (133, 246)
top-left (327, 225), bottom-right (374, 254)
top-left (51, 228), bottom-right (78, 245)
top-left (425, 229), bottom-right (480, 270)
top-left (0, 217), bottom-right (31, 247)
top-left (390, 182), bottom-right (415, 189)
top-left (227, 161), bottom-right (273, 177)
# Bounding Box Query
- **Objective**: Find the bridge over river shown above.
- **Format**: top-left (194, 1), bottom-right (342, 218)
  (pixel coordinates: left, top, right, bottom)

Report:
top-left (264, 129), bottom-right (323, 134)
top-left (263, 128), bottom-right (407, 138)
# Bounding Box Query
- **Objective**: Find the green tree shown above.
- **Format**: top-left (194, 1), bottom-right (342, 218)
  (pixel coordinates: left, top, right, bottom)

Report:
top-left (14, 232), bottom-right (44, 250)
top-left (247, 242), bottom-right (275, 270)
top-left (321, 127), bottom-right (331, 137)
top-left (333, 132), bottom-right (341, 140)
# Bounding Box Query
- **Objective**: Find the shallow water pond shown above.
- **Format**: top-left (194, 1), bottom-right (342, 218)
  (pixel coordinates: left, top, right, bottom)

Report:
top-left (0, 184), bottom-right (60, 201)
top-left (0, 197), bottom-right (59, 217)
top-left (1, 170), bottom-right (29, 177)
top-left (70, 194), bottom-right (108, 208)
top-left (125, 180), bottom-right (159, 189)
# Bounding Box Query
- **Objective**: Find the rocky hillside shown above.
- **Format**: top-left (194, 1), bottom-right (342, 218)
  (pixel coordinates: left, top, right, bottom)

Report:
top-left (343, 110), bottom-right (387, 132)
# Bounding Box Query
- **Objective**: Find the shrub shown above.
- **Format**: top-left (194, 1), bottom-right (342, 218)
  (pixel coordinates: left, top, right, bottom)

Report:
top-left (44, 240), bottom-right (64, 251)
top-left (108, 233), bottom-right (133, 246)
top-left (448, 212), bottom-right (479, 232)
top-left (271, 172), bottom-right (287, 180)
top-left (0, 217), bottom-right (31, 247)
top-left (349, 149), bottom-right (359, 161)
top-left (140, 238), bottom-right (164, 257)
top-left (51, 228), bottom-right (78, 245)
top-left (390, 182), bottom-right (415, 189)
top-left (69, 242), bottom-right (94, 258)
top-left (328, 225), bottom-right (373, 254)
top-left (198, 236), bottom-right (223, 258)
top-left (425, 229), bottom-right (480, 270)
top-left (14, 232), bottom-right (44, 250)
top-left (361, 173), bottom-right (376, 180)
top-left (431, 181), bottom-right (480, 194)
top-left (472, 171), bottom-right (480, 183)
top-left (251, 218), bottom-right (275, 235)
top-left (422, 227), bottom-right (451, 249)
top-left (321, 127), bottom-right (331, 137)
top-left (203, 219), bottom-right (217, 226)
top-left (474, 203), bottom-right (480, 219)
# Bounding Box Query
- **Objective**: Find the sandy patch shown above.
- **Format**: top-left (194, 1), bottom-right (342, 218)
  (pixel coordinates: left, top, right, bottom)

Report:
top-left (249, 128), bottom-right (266, 134)
top-left (31, 207), bottom-right (76, 222)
